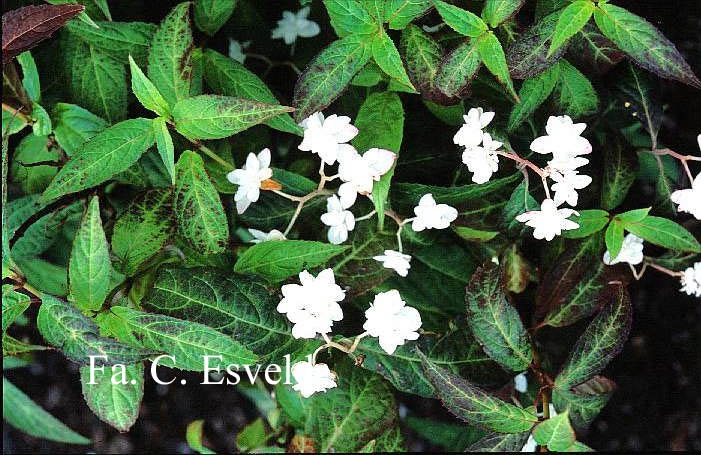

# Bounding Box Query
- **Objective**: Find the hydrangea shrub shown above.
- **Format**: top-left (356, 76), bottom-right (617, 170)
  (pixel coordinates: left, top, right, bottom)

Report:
top-left (2, 0), bottom-right (700, 452)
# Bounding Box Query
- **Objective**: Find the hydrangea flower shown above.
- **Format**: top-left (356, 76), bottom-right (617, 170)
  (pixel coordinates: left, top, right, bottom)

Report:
top-left (453, 107), bottom-right (495, 148)
top-left (411, 194), bottom-right (458, 232)
top-left (680, 262), bottom-right (701, 297)
top-left (337, 147), bottom-right (396, 207)
top-left (226, 148), bottom-right (273, 214)
top-left (248, 228), bottom-right (286, 244)
top-left (603, 233), bottom-right (644, 266)
top-left (271, 7), bottom-right (320, 45)
top-left (277, 269), bottom-right (345, 339)
top-left (291, 361), bottom-right (337, 398)
top-left (550, 170), bottom-right (593, 207)
top-left (514, 373), bottom-right (528, 393)
top-left (670, 172), bottom-right (701, 220)
top-left (462, 132), bottom-right (501, 184)
top-left (320, 195), bottom-right (355, 244)
top-left (298, 112), bottom-right (358, 165)
top-left (228, 39), bottom-right (249, 64)
top-left (363, 290), bottom-right (422, 354)
top-left (373, 250), bottom-right (411, 277)
top-left (516, 198), bottom-right (579, 241)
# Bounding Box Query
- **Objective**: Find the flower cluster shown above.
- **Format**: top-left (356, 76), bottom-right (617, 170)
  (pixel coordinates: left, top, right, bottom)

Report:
top-left (278, 269), bottom-right (423, 398)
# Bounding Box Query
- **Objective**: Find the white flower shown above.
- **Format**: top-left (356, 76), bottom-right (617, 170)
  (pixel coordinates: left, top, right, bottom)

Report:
top-left (363, 290), bottom-right (422, 354)
top-left (228, 39), bottom-right (249, 64)
top-left (411, 194), bottom-right (458, 232)
top-left (248, 228), bottom-right (286, 244)
top-left (462, 132), bottom-right (501, 184)
top-left (277, 269), bottom-right (345, 339)
top-left (515, 198), bottom-right (579, 241)
top-left (227, 148), bottom-right (273, 214)
top-left (550, 170), bottom-right (592, 207)
top-left (373, 250), bottom-right (411, 277)
top-left (603, 233), bottom-right (644, 266)
top-left (530, 115), bottom-right (592, 158)
top-left (453, 107), bottom-right (495, 147)
top-left (298, 112), bottom-right (358, 165)
top-left (521, 405), bottom-right (558, 452)
top-left (514, 373), bottom-right (528, 393)
top-left (271, 7), bottom-right (320, 45)
top-left (337, 147), bottom-right (396, 207)
top-left (680, 262), bottom-right (701, 297)
top-left (670, 173), bottom-right (701, 220)
top-left (291, 361), bottom-right (337, 398)
top-left (320, 195), bottom-right (355, 244)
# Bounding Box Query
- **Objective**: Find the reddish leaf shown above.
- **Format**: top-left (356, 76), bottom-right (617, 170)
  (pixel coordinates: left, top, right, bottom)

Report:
top-left (2, 4), bottom-right (84, 65)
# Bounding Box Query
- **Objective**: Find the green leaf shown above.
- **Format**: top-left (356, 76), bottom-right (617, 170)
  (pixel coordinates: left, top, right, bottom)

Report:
top-left (41, 118), bottom-right (156, 201)
top-left (324, 0), bottom-right (377, 37)
top-left (79, 362), bottom-right (144, 432)
top-left (352, 91), bottom-right (404, 229)
top-left (106, 305), bottom-right (258, 370)
top-left (38, 294), bottom-right (154, 364)
top-left (69, 196), bottom-right (111, 311)
top-left (293, 34), bottom-right (373, 121)
top-left (3, 377), bottom-right (90, 444)
top-left (2, 108), bottom-right (28, 136)
top-left (17, 51), bottom-right (40, 102)
top-left (112, 189), bottom-right (175, 276)
top-left (237, 417), bottom-right (267, 451)
top-left (186, 419), bottom-right (217, 454)
top-left (172, 95), bottom-right (293, 140)
top-left (143, 267), bottom-right (319, 363)
top-left (561, 209), bottom-right (610, 239)
top-left (399, 25), bottom-right (444, 101)
top-left (622, 216), bottom-right (701, 253)
top-left (552, 375), bottom-right (615, 431)
top-left (507, 9), bottom-right (566, 79)
top-left (153, 117), bottom-right (175, 184)
top-left (10, 134), bottom-right (59, 194)
top-left (129, 55), bottom-right (170, 118)
top-left (65, 20), bottom-right (156, 65)
top-left (481, 0), bottom-right (526, 28)
top-left (2, 285), bottom-right (30, 334)
top-left (418, 350), bottom-right (538, 433)
top-left (359, 324), bottom-right (495, 398)
top-left (174, 151), bottom-right (229, 255)
top-left (433, 0), bottom-right (487, 37)
top-left (194, 0), bottom-right (237, 36)
top-left (301, 359), bottom-right (398, 452)
top-left (569, 23), bottom-right (625, 74)
top-left (387, 0), bottom-right (432, 30)
top-left (604, 219), bottom-right (624, 260)
top-left (14, 258), bottom-right (69, 297)
top-left (52, 103), bottom-right (108, 156)
top-left (372, 28), bottom-right (415, 89)
top-left (63, 36), bottom-right (127, 123)
top-left (435, 38), bottom-right (482, 99)
top-left (148, 2), bottom-right (194, 107)
top-left (615, 207), bottom-right (650, 224)
top-left (466, 431), bottom-right (530, 452)
top-left (549, 0), bottom-right (594, 57)
top-left (406, 416), bottom-right (485, 450)
top-left (553, 59), bottom-right (598, 118)
top-left (555, 286), bottom-right (632, 388)
top-left (532, 411), bottom-right (576, 451)
top-left (203, 49), bottom-right (301, 135)
top-left (30, 102), bottom-right (52, 136)
top-left (8, 197), bottom-right (78, 260)
top-left (507, 63), bottom-right (560, 131)
top-left (234, 240), bottom-right (349, 282)
top-left (466, 263), bottom-right (533, 372)
top-left (478, 32), bottom-right (519, 102)
top-left (593, 3), bottom-right (701, 89)
top-left (615, 63), bottom-right (662, 146)
top-left (601, 140), bottom-right (636, 210)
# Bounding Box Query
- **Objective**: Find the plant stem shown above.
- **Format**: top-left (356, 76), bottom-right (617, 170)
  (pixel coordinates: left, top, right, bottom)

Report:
top-left (2, 102), bottom-right (30, 124)
top-left (197, 143), bottom-right (234, 171)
